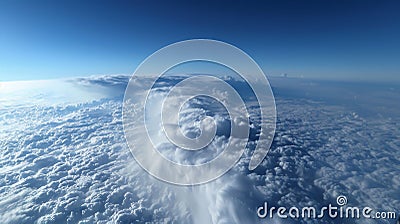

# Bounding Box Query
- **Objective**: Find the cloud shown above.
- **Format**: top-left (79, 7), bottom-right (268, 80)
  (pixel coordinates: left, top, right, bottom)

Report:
top-left (0, 75), bottom-right (398, 223)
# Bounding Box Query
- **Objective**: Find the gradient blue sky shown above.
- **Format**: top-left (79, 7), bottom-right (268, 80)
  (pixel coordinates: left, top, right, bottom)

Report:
top-left (0, 0), bottom-right (399, 81)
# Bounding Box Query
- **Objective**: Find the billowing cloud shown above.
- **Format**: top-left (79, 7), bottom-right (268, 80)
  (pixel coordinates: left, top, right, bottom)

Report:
top-left (0, 75), bottom-right (398, 223)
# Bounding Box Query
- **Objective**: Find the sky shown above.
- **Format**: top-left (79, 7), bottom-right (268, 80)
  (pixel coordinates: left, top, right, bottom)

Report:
top-left (0, 0), bottom-right (399, 81)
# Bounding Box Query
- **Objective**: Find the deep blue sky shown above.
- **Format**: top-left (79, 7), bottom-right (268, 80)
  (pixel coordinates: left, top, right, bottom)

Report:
top-left (0, 0), bottom-right (399, 81)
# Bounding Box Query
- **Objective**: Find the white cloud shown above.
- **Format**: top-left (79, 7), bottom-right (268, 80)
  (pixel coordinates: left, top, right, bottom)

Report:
top-left (0, 75), bottom-right (398, 223)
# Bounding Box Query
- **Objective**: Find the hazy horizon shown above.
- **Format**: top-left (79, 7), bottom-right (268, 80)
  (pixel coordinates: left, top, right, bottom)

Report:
top-left (1, 0), bottom-right (399, 82)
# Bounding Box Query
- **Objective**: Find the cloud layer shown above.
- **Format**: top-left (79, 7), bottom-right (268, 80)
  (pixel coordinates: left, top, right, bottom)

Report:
top-left (0, 75), bottom-right (399, 223)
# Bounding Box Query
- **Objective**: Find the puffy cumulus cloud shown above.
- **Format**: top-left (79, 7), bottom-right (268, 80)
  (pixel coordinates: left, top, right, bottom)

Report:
top-left (0, 75), bottom-right (399, 224)
top-left (0, 94), bottom-right (187, 223)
